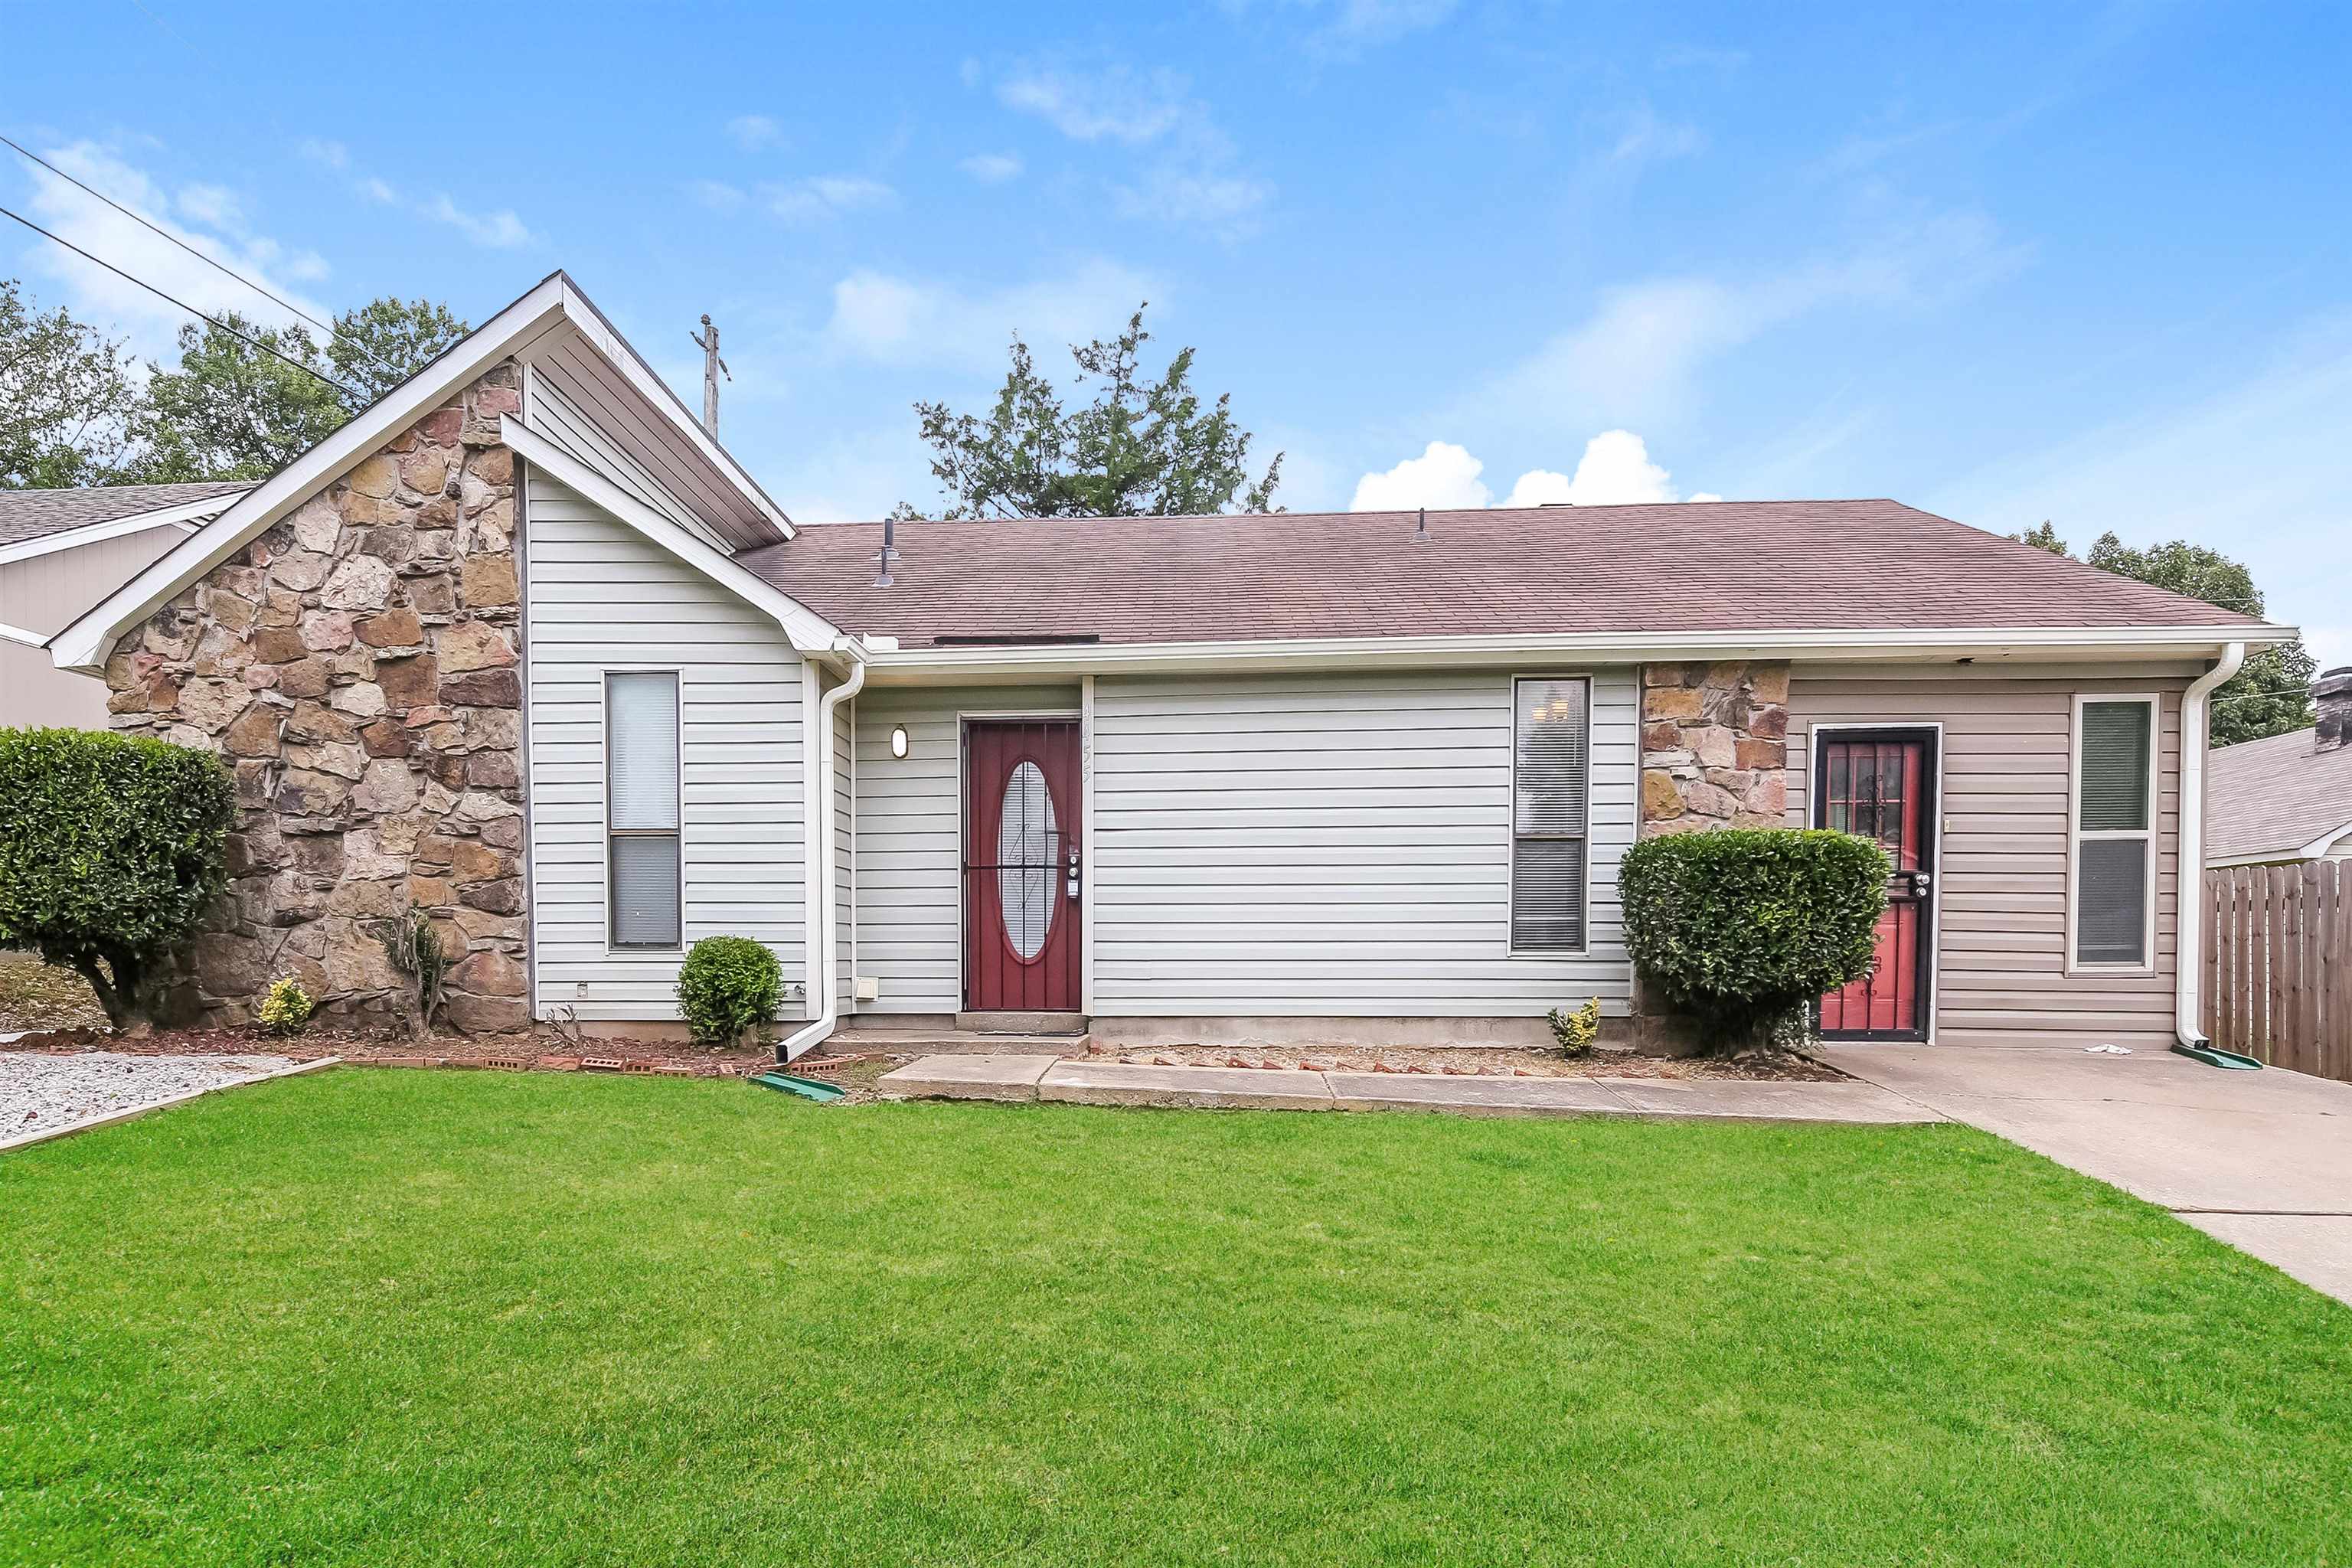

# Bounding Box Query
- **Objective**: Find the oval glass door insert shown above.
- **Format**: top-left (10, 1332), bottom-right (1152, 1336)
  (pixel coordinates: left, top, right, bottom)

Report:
top-left (997, 760), bottom-right (1057, 960)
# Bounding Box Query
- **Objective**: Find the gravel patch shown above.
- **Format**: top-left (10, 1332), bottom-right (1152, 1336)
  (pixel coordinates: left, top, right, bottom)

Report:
top-left (2, 1051), bottom-right (296, 1142)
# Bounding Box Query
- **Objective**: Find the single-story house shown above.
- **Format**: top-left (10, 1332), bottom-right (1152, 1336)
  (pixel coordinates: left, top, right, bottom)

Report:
top-left (1, 482), bottom-right (248, 727)
top-left (2204, 668), bottom-right (2352, 867)
top-left (41, 272), bottom-right (2295, 1055)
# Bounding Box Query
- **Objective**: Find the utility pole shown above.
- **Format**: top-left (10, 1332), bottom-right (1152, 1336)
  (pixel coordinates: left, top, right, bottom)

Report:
top-left (689, 314), bottom-right (730, 434)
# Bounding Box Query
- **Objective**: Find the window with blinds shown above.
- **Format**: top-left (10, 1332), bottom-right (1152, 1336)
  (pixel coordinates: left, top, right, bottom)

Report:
top-left (1512, 677), bottom-right (1590, 952)
top-left (608, 671), bottom-right (682, 948)
top-left (2073, 697), bottom-right (2154, 967)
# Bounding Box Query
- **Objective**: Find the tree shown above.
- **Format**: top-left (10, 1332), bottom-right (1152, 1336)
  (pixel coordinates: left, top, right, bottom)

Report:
top-left (2082, 532), bottom-right (2316, 745)
top-left (0, 279), bottom-right (142, 488)
top-left (0, 728), bottom-right (234, 1030)
top-left (893, 304), bottom-right (1282, 520)
top-left (2013, 520), bottom-right (2068, 555)
top-left (124, 296), bottom-right (470, 482)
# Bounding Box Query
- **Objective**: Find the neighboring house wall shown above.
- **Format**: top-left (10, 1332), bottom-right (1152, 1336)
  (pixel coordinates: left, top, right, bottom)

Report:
top-left (1088, 668), bottom-right (1640, 1021)
top-left (1785, 662), bottom-right (2192, 1049)
top-left (522, 471), bottom-right (808, 1024)
top-left (99, 368), bottom-right (531, 1030)
top-left (851, 683), bottom-right (1082, 1014)
top-left (0, 523), bottom-right (184, 728)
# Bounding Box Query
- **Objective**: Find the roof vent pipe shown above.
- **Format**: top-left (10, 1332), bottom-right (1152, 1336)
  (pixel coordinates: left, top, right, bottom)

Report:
top-left (873, 513), bottom-right (899, 587)
top-left (1414, 507), bottom-right (1429, 543)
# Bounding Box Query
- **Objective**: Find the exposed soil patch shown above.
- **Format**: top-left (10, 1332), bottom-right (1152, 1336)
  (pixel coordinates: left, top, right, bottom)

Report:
top-left (0, 955), bottom-right (107, 1034)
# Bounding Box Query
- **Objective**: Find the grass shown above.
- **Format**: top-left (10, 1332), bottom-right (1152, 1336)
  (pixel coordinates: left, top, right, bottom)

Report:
top-left (2, 1073), bottom-right (2347, 1566)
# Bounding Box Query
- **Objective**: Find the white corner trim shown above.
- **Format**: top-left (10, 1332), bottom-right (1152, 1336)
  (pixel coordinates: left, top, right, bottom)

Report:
top-left (502, 416), bottom-right (842, 653)
top-left (1080, 673), bottom-right (1097, 1014)
top-left (0, 492), bottom-right (250, 567)
top-left (48, 273), bottom-right (578, 674)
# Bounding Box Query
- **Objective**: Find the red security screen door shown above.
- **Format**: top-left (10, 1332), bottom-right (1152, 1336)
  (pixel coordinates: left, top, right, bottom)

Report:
top-left (1814, 730), bottom-right (1938, 1041)
top-left (963, 720), bottom-right (1083, 1011)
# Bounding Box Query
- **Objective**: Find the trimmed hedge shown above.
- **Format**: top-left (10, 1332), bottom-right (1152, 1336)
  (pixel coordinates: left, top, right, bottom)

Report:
top-left (0, 727), bottom-right (234, 1027)
top-left (1618, 828), bottom-right (1890, 1050)
top-left (675, 936), bottom-right (784, 1047)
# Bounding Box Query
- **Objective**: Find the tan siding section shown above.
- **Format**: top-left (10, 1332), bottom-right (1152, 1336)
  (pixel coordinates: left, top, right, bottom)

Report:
top-left (0, 524), bottom-right (186, 729)
top-left (1788, 662), bottom-right (2190, 1048)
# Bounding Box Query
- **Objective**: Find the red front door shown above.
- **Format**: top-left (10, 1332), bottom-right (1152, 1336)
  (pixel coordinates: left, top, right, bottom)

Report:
top-left (963, 720), bottom-right (1082, 1011)
top-left (1814, 730), bottom-right (1937, 1040)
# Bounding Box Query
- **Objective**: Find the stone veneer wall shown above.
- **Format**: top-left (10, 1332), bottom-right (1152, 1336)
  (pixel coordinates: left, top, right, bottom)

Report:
top-left (103, 364), bottom-right (531, 1032)
top-left (1637, 661), bottom-right (1791, 837)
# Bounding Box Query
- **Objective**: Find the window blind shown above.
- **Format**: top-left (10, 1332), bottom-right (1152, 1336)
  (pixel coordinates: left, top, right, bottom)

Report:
top-left (608, 671), bottom-right (681, 948)
top-left (2078, 701), bottom-right (2151, 832)
top-left (1512, 678), bottom-right (1589, 952)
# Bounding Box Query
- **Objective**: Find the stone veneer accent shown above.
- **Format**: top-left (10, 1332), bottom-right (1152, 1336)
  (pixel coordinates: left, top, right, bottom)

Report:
top-left (103, 364), bottom-right (531, 1032)
top-left (1638, 661), bottom-right (1791, 837)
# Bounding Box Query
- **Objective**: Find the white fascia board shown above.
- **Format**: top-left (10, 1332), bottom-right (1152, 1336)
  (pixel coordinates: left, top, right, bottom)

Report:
top-left (849, 623), bottom-right (2300, 683)
top-left (2298, 818), bottom-right (2352, 859)
top-left (501, 415), bottom-right (841, 655)
top-left (551, 276), bottom-right (794, 541)
top-left (0, 492), bottom-right (249, 567)
top-left (49, 273), bottom-right (579, 673)
top-left (0, 620), bottom-right (44, 646)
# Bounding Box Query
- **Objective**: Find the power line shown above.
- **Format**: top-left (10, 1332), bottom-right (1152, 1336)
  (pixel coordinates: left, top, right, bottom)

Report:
top-left (0, 133), bottom-right (401, 382)
top-left (0, 201), bottom-right (358, 397)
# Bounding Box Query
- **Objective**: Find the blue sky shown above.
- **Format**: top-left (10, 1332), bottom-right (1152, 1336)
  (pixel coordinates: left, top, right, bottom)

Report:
top-left (8, 2), bottom-right (2350, 661)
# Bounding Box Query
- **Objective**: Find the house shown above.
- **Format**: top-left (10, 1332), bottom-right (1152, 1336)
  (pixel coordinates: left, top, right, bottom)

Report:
top-left (1, 482), bottom-right (248, 727)
top-left (2204, 669), bottom-right (2352, 867)
top-left (41, 272), bottom-right (2295, 1054)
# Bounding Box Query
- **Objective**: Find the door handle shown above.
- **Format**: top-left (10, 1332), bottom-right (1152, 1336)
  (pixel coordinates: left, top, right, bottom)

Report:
top-left (1909, 871), bottom-right (1932, 897)
top-left (1066, 846), bottom-right (1082, 900)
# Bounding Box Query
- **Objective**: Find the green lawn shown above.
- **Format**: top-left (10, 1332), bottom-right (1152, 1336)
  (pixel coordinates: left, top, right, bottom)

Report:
top-left (3, 1073), bottom-right (2347, 1566)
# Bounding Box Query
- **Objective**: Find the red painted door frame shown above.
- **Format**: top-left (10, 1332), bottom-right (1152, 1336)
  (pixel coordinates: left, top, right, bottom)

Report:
top-left (963, 719), bottom-right (1083, 1011)
top-left (1812, 727), bottom-right (1939, 1042)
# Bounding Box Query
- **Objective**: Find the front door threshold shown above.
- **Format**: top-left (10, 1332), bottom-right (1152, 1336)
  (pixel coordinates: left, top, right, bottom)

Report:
top-left (956, 1010), bottom-right (1089, 1037)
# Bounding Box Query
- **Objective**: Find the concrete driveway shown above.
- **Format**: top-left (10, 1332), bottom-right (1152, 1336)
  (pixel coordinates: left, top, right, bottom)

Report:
top-left (1816, 1043), bottom-right (2352, 1304)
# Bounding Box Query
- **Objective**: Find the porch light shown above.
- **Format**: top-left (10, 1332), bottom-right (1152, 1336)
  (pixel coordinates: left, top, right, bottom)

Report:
top-left (890, 725), bottom-right (908, 759)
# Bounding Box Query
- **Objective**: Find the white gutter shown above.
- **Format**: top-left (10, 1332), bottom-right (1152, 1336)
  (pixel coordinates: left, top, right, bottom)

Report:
top-left (2175, 640), bottom-right (2246, 1049)
top-left (774, 639), bottom-right (867, 1063)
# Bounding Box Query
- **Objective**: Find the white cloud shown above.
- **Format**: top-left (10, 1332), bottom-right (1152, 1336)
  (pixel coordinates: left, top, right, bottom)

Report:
top-left (727, 114), bottom-right (782, 151)
top-left (821, 259), bottom-right (1157, 370)
top-left (688, 178), bottom-right (746, 211)
top-left (1111, 168), bottom-right (1273, 233)
top-left (959, 152), bottom-right (1024, 184)
top-left (1602, 104), bottom-right (1707, 168)
top-left (14, 139), bottom-right (331, 351)
top-left (425, 194), bottom-right (531, 248)
top-left (1350, 441), bottom-right (1492, 511)
top-left (997, 64), bottom-right (1193, 145)
top-left (360, 176), bottom-right (397, 205)
top-left (763, 175), bottom-right (897, 224)
top-left (1220, 0), bottom-right (1459, 54)
top-left (1354, 431), bottom-right (1714, 512)
top-left (992, 57), bottom-right (1271, 234)
top-left (296, 138), bottom-right (348, 170)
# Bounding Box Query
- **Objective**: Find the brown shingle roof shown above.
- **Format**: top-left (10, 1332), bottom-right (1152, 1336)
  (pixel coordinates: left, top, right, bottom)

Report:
top-left (2206, 728), bottom-right (2352, 863)
top-left (737, 500), bottom-right (2266, 647)
top-left (0, 482), bottom-right (249, 547)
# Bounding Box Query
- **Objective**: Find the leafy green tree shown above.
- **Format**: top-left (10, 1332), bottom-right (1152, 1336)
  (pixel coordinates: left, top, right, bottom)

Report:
top-left (2012, 520), bottom-right (2068, 555)
top-left (2082, 532), bottom-right (2316, 745)
top-left (0, 279), bottom-right (142, 488)
top-left (328, 296), bottom-right (469, 413)
top-left (893, 303), bottom-right (1282, 520)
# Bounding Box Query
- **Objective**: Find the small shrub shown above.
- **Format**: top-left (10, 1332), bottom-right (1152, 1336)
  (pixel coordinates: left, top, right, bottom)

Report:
top-left (381, 906), bottom-right (451, 1040)
top-left (1548, 998), bottom-right (1602, 1057)
top-left (256, 977), bottom-right (315, 1037)
top-left (1619, 828), bottom-right (1890, 1052)
top-left (0, 727), bottom-right (234, 1027)
top-left (676, 936), bottom-right (783, 1048)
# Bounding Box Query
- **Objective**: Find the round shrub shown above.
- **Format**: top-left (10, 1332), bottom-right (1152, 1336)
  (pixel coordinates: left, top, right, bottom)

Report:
top-left (257, 977), bottom-right (315, 1037)
top-left (1618, 828), bottom-right (1890, 1050)
top-left (0, 727), bottom-right (234, 1027)
top-left (675, 936), bottom-right (784, 1047)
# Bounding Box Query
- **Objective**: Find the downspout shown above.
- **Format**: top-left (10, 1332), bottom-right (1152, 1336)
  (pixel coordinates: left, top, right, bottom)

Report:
top-left (776, 638), bottom-right (866, 1063)
top-left (2174, 640), bottom-right (2246, 1057)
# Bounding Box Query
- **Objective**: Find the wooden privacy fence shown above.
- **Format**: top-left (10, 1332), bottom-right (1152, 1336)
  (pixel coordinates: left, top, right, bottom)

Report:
top-left (2204, 861), bottom-right (2351, 1080)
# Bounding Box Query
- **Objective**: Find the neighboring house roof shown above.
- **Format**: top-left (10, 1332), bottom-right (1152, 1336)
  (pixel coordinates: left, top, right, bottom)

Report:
top-left (49, 272), bottom-right (794, 672)
top-left (740, 501), bottom-right (2272, 648)
top-left (2206, 727), bottom-right (2352, 864)
top-left (0, 482), bottom-right (247, 548)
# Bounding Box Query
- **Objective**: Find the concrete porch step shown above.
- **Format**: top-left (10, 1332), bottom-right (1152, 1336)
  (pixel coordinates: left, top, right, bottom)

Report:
top-left (954, 1011), bottom-right (1089, 1037)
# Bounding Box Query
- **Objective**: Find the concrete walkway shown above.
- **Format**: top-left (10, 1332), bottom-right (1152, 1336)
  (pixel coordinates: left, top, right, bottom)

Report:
top-left (1817, 1044), bottom-right (2352, 1305)
top-left (876, 1054), bottom-right (1941, 1124)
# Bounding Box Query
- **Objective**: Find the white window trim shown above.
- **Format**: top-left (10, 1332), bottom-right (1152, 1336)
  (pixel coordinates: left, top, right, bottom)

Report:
top-left (604, 668), bottom-right (685, 955)
top-left (2066, 691), bottom-right (2161, 975)
top-left (1804, 720), bottom-right (1946, 1046)
top-left (1507, 671), bottom-right (1595, 959)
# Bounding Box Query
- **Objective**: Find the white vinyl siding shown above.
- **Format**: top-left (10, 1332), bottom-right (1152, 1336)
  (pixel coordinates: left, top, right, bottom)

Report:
top-left (851, 685), bottom-right (1082, 1013)
top-left (1089, 668), bottom-right (1637, 1017)
top-left (524, 472), bottom-right (807, 1021)
top-left (2071, 695), bottom-right (2158, 970)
